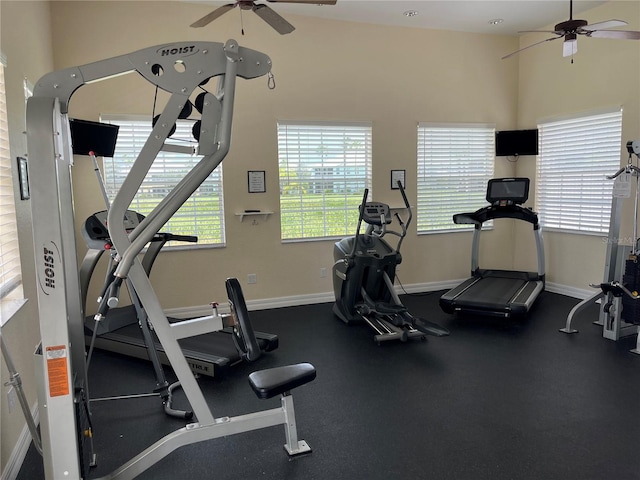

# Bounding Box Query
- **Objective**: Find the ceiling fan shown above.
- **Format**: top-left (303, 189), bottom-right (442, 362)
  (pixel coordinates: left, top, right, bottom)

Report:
top-left (191, 0), bottom-right (337, 35)
top-left (502, 0), bottom-right (640, 60)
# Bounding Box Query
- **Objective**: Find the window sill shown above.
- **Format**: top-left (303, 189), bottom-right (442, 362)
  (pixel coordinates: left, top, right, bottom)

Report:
top-left (0, 298), bottom-right (28, 327)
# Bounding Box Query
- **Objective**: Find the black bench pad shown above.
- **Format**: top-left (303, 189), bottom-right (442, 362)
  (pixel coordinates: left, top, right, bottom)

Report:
top-left (248, 363), bottom-right (316, 399)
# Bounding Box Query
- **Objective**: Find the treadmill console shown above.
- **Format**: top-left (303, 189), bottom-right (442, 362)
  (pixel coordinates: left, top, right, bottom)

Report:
top-left (360, 202), bottom-right (392, 226)
top-left (486, 177), bottom-right (529, 206)
top-left (82, 209), bottom-right (145, 250)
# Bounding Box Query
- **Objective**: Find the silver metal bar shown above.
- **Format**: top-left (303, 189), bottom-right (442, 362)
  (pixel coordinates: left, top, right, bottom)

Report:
top-left (1, 334), bottom-right (43, 455)
top-left (96, 407), bottom-right (288, 480)
top-left (91, 393), bottom-right (159, 402)
top-left (470, 226), bottom-right (481, 272)
top-left (170, 315), bottom-right (224, 340)
top-left (282, 394), bottom-right (311, 455)
top-left (27, 96), bottom-right (82, 479)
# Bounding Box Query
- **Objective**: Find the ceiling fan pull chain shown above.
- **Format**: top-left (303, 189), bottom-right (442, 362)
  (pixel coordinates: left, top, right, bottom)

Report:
top-left (267, 71), bottom-right (276, 90)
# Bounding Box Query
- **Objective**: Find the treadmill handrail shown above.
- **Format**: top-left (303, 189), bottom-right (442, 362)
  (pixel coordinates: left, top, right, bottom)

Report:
top-left (454, 204), bottom-right (539, 227)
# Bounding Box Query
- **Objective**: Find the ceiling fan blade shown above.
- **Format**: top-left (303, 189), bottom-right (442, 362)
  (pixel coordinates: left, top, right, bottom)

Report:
top-left (191, 4), bottom-right (236, 28)
top-left (267, 0), bottom-right (337, 3)
top-left (501, 36), bottom-right (562, 60)
top-left (518, 30), bottom-right (563, 35)
top-left (584, 19), bottom-right (627, 31)
top-left (253, 4), bottom-right (295, 34)
top-left (587, 29), bottom-right (640, 40)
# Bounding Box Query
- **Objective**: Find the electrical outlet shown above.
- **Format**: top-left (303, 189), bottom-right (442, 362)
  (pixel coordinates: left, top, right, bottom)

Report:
top-left (320, 268), bottom-right (327, 278)
top-left (247, 273), bottom-right (257, 284)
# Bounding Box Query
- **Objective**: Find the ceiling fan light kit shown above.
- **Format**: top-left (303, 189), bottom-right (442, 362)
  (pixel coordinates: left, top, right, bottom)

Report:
top-left (502, 0), bottom-right (640, 60)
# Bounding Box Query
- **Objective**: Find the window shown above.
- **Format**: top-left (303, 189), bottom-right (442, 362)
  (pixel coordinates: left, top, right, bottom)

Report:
top-left (102, 116), bottom-right (225, 247)
top-left (0, 54), bottom-right (24, 306)
top-left (536, 109), bottom-right (622, 234)
top-left (278, 121), bottom-right (372, 241)
top-left (416, 124), bottom-right (495, 233)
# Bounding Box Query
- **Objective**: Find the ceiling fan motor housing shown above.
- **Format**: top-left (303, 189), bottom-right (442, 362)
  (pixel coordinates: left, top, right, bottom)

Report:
top-left (555, 18), bottom-right (588, 33)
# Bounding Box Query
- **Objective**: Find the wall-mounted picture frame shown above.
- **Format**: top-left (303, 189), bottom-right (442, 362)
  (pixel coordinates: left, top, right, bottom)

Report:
top-left (248, 170), bottom-right (266, 193)
top-left (17, 156), bottom-right (30, 200)
top-left (391, 169), bottom-right (405, 190)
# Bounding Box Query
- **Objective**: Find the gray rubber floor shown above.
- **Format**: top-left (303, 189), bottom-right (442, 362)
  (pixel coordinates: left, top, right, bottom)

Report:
top-left (17, 291), bottom-right (640, 479)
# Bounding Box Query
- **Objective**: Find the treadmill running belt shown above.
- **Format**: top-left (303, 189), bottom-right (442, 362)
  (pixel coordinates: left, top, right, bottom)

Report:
top-left (456, 276), bottom-right (527, 309)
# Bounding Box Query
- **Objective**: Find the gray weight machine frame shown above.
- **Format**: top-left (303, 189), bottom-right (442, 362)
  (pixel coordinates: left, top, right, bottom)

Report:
top-left (560, 159), bottom-right (640, 355)
top-left (27, 40), bottom-right (311, 480)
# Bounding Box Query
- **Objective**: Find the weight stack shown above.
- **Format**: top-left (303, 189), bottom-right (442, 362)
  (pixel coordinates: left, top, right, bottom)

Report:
top-left (622, 256), bottom-right (640, 325)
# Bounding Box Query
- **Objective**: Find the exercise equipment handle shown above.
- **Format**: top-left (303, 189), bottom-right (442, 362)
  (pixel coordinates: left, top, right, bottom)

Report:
top-left (396, 181), bottom-right (412, 253)
top-left (107, 277), bottom-right (124, 308)
top-left (349, 188), bottom-right (369, 261)
top-left (160, 233), bottom-right (198, 243)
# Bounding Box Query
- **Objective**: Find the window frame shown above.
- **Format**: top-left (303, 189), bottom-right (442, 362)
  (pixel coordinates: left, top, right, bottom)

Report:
top-left (0, 53), bottom-right (25, 315)
top-left (277, 120), bottom-right (373, 242)
top-left (416, 123), bottom-right (495, 235)
top-left (101, 114), bottom-right (226, 249)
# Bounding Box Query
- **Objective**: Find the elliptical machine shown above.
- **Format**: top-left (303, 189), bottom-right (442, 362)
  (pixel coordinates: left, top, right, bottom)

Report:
top-left (332, 182), bottom-right (450, 344)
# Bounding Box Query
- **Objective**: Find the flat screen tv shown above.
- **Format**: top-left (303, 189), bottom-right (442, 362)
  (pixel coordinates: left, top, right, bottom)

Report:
top-left (69, 118), bottom-right (119, 157)
top-left (495, 129), bottom-right (538, 157)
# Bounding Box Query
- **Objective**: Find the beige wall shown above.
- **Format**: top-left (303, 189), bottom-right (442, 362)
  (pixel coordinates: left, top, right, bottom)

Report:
top-left (0, 0), bottom-right (54, 474)
top-left (514, 0), bottom-right (640, 288)
top-left (50, 1), bottom-right (520, 311)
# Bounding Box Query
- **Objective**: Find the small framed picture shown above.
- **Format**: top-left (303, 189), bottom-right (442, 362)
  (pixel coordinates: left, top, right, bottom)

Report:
top-left (391, 170), bottom-right (405, 190)
top-left (17, 157), bottom-right (30, 200)
top-left (248, 170), bottom-right (266, 193)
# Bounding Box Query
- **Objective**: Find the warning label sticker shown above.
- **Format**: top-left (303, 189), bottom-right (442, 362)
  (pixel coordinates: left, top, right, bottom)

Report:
top-left (45, 345), bottom-right (70, 397)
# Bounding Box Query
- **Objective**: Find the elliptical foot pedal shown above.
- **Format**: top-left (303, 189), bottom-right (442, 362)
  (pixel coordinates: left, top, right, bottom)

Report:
top-left (412, 317), bottom-right (450, 337)
top-left (248, 362), bottom-right (316, 399)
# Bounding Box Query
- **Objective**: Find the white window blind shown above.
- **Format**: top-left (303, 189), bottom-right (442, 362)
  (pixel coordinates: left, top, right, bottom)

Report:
top-left (536, 109), bottom-right (622, 234)
top-left (0, 56), bottom-right (23, 301)
top-left (278, 121), bottom-right (372, 241)
top-left (102, 116), bottom-right (225, 246)
top-left (416, 124), bottom-right (495, 233)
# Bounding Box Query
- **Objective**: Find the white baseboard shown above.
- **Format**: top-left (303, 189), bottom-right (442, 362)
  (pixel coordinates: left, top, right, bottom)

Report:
top-left (164, 279), bottom-right (590, 319)
top-left (1, 402), bottom-right (39, 480)
top-left (544, 282), bottom-right (595, 300)
top-left (164, 278), bottom-right (486, 319)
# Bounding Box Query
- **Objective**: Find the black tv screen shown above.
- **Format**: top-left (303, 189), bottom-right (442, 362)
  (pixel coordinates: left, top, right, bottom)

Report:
top-left (69, 118), bottom-right (119, 157)
top-left (495, 129), bottom-right (538, 157)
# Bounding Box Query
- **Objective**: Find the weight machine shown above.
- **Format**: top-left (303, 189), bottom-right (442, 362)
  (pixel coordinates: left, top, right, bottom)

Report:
top-left (560, 140), bottom-right (640, 354)
top-left (26, 40), bottom-right (315, 479)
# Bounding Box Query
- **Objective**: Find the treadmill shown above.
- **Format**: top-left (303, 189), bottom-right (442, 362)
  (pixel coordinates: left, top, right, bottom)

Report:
top-left (80, 209), bottom-right (278, 379)
top-left (439, 177), bottom-right (545, 318)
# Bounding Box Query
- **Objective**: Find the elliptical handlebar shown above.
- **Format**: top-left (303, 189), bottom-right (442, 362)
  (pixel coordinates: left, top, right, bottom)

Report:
top-left (349, 182), bottom-right (413, 256)
top-left (395, 180), bottom-right (411, 253)
top-left (348, 188), bottom-right (369, 261)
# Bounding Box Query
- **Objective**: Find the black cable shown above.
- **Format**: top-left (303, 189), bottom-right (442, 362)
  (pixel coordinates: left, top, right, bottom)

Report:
top-left (394, 273), bottom-right (435, 297)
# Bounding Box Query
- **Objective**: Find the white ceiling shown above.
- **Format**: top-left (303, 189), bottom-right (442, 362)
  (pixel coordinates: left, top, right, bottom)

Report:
top-left (190, 0), bottom-right (610, 35)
